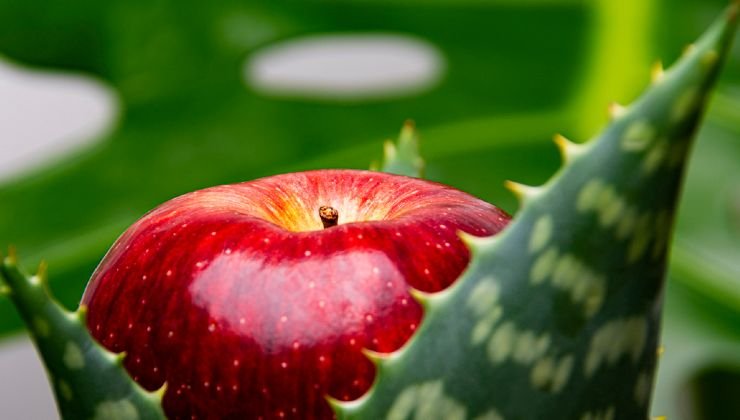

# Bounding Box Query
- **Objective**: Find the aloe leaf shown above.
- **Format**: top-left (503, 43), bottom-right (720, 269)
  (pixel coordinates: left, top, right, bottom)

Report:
top-left (341, 4), bottom-right (738, 419)
top-left (376, 120), bottom-right (425, 178)
top-left (0, 250), bottom-right (165, 420)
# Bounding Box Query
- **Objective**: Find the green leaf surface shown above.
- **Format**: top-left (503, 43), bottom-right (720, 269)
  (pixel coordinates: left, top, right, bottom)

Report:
top-left (0, 0), bottom-right (686, 337)
top-left (336, 5), bottom-right (738, 419)
top-left (0, 0), bottom-right (594, 336)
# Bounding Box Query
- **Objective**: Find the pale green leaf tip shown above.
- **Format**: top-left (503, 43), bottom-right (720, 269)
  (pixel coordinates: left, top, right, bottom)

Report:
top-left (553, 133), bottom-right (586, 162)
top-left (76, 305), bottom-right (89, 322)
top-left (326, 392), bottom-right (361, 416)
top-left (607, 102), bottom-right (628, 120)
top-left (378, 120), bottom-right (424, 178)
top-left (153, 382), bottom-right (168, 402)
top-left (504, 180), bottom-right (542, 203)
top-left (651, 61), bottom-right (665, 84)
top-left (4, 246), bottom-right (18, 266)
top-left (398, 119), bottom-right (416, 144)
top-left (361, 348), bottom-right (392, 366)
top-left (110, 350), bottom-right (127, 366)
top-left (408, 287), bottom-right (433, 307)
top-left (35, 260), bottom-right (49, 287)
top-left (458, 230), bottom-right (499, 254)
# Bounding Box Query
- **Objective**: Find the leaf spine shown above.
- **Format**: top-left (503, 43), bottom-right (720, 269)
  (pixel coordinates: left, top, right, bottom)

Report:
top-left (409, 287), bottom-right (433, 307)
top-left (4, 246), bottom-right (18, 266)
top-left (383, 140), bottom-right (397, 160)
top-left (112, 350), bottom-right (127, 366)
top-left (325, 394), bottom-right (350, 414)
top-left (361, 348), bottom-right (391, 365)
top-left (400, 119), bottom-right (416, 139)
top-left (553, 133), bottom-right (584, 162)
top-left (35, 260), bottom-right (49, 287)
top-left (608, 102), bottom-right (627, 119)
top-left (651, 61), bottom-right (665, 84)
top-left (458, 230), bottom-right (499, 255)
top-left (76, 305), bottom-right (89, 323)
top-left (504, 180), bottom-right (542, 203)
top-left (153, 382), bottom-right (168, 401)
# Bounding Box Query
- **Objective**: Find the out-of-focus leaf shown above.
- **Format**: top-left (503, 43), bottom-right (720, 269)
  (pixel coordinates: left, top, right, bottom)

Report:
top-left (0, 0), bottom-right (598, 334)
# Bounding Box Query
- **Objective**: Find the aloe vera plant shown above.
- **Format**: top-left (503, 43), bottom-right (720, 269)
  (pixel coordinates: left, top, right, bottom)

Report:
top-left (332, 6), bottom-right (738, 419)
top-left (1, 3), bottom-right (738, 419)
top-left (0, 252), bottom-right (165, 419)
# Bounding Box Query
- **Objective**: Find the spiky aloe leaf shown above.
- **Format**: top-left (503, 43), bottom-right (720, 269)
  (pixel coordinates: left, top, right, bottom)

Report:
top-left (340, 4), bottom-right (738, 420)
top-left (0, 250), bottom-right (165, 420)
top-left (375, 120), bottom-right (425, 178)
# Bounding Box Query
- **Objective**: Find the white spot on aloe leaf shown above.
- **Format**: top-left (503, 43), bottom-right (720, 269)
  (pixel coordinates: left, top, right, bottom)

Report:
top-left (576, 179), bottom-right (605, 213)
top-left (551, 354), bottom-right (574, 392)
top-left (530, 356), bottom-right (555, 389)
top-left (580, 406), bottom-right (616, 420)
top-left (530, 353), bottom-right (572, 393)
top-left (487, 322), bottom-right (549, 366)
top-left (93, 399), bottom-right (139, 420)
top-left (387, 380), bottom-right (467, 420)
top-left (621, 120), bottom-right (656, 152)
top-left (595, 185), bottom-right (623, 228)
top-left (245, 33), bottom-right (445, 101)
top-left (466, 278), bottom-right (500, 317)
top-left (58, 379), bottom-right (73, 401)
top-left (627, 213), bottom-right (654, 263)
top-left (616, 206), bottom-right (638, 239)
top-left (63, 342), bottom-right (85, 370)
top-left (530, 249), bottom-right (606, 317)
top-left (530, 247), bottom-right (558, 285)
top-left (513, 331), bottom-right (541, 364)
top-left (671, 87), bottom-right (701, 122)
top-left (470, 306), bottom-right (502, 346)
top-left (529, 215), bottom-right (553, 253)
top-left (487, 321), bottom-right (515, 364)
top-left (634, 370), bottom-right (651, 406)
top-left (584, 316), bottom-right (647, 378)
top-left (474, 409), bottom-right (504, 420)
top-left (642, 139), bottom-right (669, 175)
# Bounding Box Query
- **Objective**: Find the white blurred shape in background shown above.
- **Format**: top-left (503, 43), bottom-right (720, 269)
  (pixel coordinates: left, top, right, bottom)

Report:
top-left (0, 337), bottom-right (58, 419)
top-left (0, 57), bottom-right (117, 184)
top-left (246, 33), bottom-right (445, 100)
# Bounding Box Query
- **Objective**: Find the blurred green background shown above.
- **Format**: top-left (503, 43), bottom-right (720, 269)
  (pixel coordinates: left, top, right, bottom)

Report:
top-left (0, 0), bottom-right (738, 418)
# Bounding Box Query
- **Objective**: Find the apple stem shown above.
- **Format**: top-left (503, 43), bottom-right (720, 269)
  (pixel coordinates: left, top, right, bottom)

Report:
top-left (319, 206), bottom-right (339, 229)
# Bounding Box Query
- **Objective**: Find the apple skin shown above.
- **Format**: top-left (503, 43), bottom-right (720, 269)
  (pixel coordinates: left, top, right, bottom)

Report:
top-left (81, 169), bottom-right (510, 419)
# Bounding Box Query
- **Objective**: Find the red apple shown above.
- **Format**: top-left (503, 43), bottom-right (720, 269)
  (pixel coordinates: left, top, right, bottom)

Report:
top-left (81, 169), bottom-right (509, 419)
